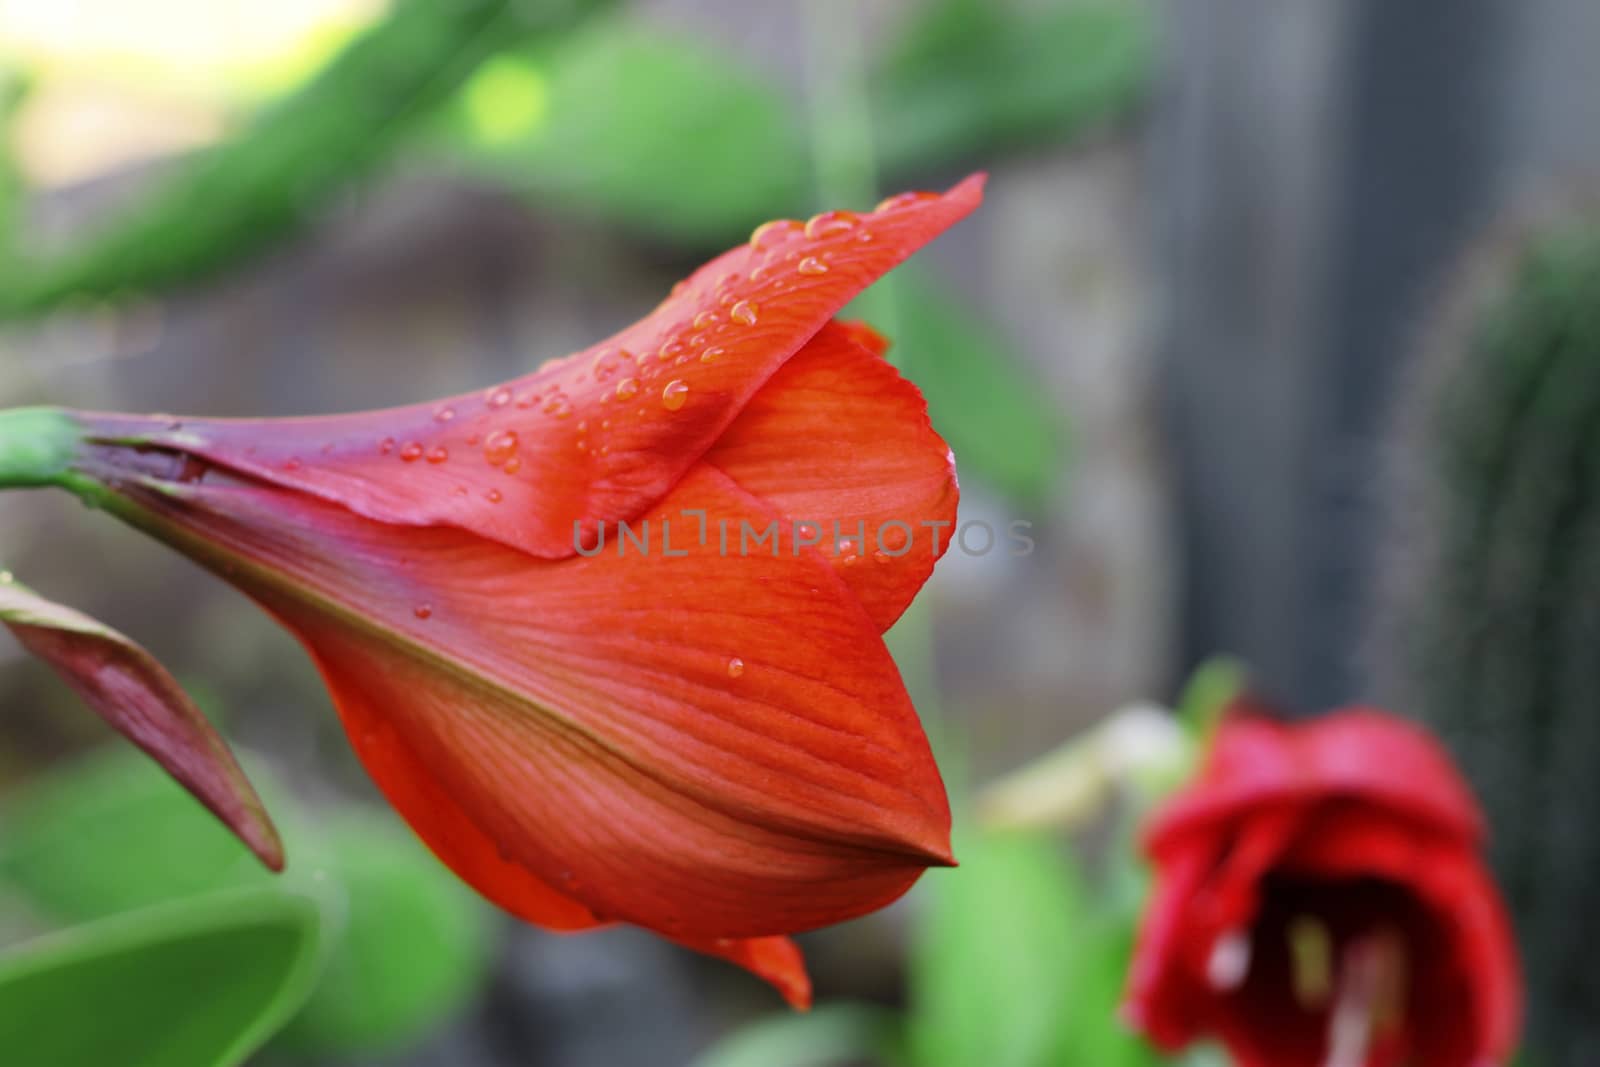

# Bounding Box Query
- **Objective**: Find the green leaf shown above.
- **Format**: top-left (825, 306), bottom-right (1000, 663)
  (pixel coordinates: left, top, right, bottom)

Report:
top-left (0, 749), bottom-right (301, 921)
top-left (872, 0), bottom-right (1154, 175)
top-left (691, 1002), bottom-right (906, 1067)
top-left (910, 832), bottom-right (1158, 1067)
top-left (273, 813), bottom-right (493, 1057)
top-left (451, 20), bottom-right (808, 244)
top-left (0, 749), bottom-right (496, 1059)
top-left (888, 268), bottom-right (1065, 507)
top-left (0, 888), bottom-right (324, 1067)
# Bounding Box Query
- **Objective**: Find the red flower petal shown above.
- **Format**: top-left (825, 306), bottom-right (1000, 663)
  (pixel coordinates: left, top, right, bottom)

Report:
top-left (0, 576), bottom-right (282, 870)
top-left (108, 462), bottom-right (951, 941)
top-left (676, 935), bottom-right (812, 1011)
top-left (83, 176), bottom-right (985, 560)
top-left (1276, 805), bottom-right (1521, 1064)
top-left (1147, 707), bottom-right (1485, 851)
top-left (705, 320), bottom-right (958, 631)
top-left (301, 620), bottom-right (814, 1004)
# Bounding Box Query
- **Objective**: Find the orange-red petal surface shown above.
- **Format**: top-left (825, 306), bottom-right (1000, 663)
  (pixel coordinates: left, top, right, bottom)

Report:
top-left (83, 176), bottom-right (984, 560)
top-left (106, 462), bottom-right (951, 941)
top-left (705, 320), bottom-right (958, 631)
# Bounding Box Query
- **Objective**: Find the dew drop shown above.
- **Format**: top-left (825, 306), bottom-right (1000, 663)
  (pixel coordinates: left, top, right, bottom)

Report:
top-left (748, 219), bottom-right (800, 251)
top-left (483, 428), bottom-right (519, 466)
top-left (730, 300), bottom-right (758, 326)
top-left (414, 604), bottom-right (433, 620)
top-left (426, 446), bottom-right (448, 464)
top-left (544, 396), bottom-right (572, 418)
top-left (804, 209), bottom-right (858, 239)
top-left (504, 456), bottom-right (522, 475)
top-left (485, 488), bottom-right (503, 503)
top-left (379, 437), bottom-right (396, 455)
top-left (727, 657), bottom-right (745, 679)
top-left (488, 386), bottom-right (513, 409)
top-left (283, 457), bottom-right (302, 472)
top-left (434, 406), bottom-right (457, 423)
top-left (615, 377), bottom-right (640, 401)
top-left (699, 345), bottom-right (725, 364)
top-left (661, 379), bottom-right (689, 411)
top-left (875, 189), bottom-right (939, 212)
top-left (797, 255), bottom-right (828, 275)
top-left (400, 442), bottom-right (424, 462)
top-left (692, 310), bottom-right (720, 330)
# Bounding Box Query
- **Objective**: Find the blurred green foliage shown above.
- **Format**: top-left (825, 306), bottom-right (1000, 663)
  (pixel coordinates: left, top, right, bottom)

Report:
top-left (889, 268), bottom-right (1064, 508)
top-left (0, 0), bottom-right (615, 317)
top-left (909, 832), bottom-right (1157, 1067)
top-left (871, 0), bottom-right (1154, 176)
top-left (0, 748), bottom-right (494, 1063)
top-left (690, 830), bottom-right (1160, 1067)
top-left (0, 888), bottom-right (324, 1067)
top-left (448, 20), bottom-right (808, 244)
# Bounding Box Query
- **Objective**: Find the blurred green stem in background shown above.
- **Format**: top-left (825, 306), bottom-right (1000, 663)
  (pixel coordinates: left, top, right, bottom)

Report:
top-left (0, 0), bottom-right (615, 321)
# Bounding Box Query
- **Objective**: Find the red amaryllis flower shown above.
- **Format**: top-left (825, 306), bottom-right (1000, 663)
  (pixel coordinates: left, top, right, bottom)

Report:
top-left (1125, 705), bottom-right (1520, 1067)
top-left (23, 177), bottom-right (984, 1007)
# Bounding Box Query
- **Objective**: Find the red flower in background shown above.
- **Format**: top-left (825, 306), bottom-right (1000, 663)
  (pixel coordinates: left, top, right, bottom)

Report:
top-left (48, 177), bottom-right (985, 1006)
top-left (1125, 705), bottom-right (1520, 1067)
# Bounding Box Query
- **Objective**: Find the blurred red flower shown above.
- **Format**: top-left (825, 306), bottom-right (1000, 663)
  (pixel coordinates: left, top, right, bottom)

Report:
top-left (55, 177), bottom-right (985, 1006)
top-left (1125, 705), bottom-right (1520, 1067)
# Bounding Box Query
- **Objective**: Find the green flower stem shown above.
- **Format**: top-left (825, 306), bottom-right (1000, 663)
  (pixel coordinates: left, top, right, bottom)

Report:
top-left (0, 406), bottom-right (82, 489)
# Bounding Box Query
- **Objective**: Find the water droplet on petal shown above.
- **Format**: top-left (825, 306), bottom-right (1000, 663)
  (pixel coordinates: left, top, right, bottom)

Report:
top-left (658, 339), bottom-right (686, 362)
top-left (426, 446), bottom-right (448, 464)
top-left (483, 429), bottom-right (519, 466)
top-left (283, 457), bottom-right (302, 472)
top-left (485, 488), bottom-right (503, 503)
top-left (400, 442), bottom-right (424, 462)
top-left (661, 379), bottom-right (689, 411)
top-left (615, 377), bottom-right (640, 400)
top-left (749, 219), bottom-right (800, 251)
top-left (875, 189), bottom-right (939, 212)
top-left (544, 396), bottom-right (571, 418)
top-left (435, 406), bottom-right (456, 423)
top-left (488, 387), bottom-right (513, 409)
top-left (730, 300), bottom-right (758, 326)
top-left (504, 456), bottom-right (522, 475)
top-left (727, 657), bottom-right (745, 679)
top-left (699, 345), bottom-right (725, 364)
top-left (693, 310), bottom-right (720, 330)
top-left (414, 604), bottom-right (433, 620)
top-left (379, 437), bottom-right (395, 455)
top-left (797, 255), bottom-right (828, 275)
top-left (804, 209), bottom-right (858, 239)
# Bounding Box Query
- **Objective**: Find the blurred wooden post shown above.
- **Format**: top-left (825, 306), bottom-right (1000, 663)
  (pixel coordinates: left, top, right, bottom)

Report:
top-left (1151, 0), bottom-right (1558, 710)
